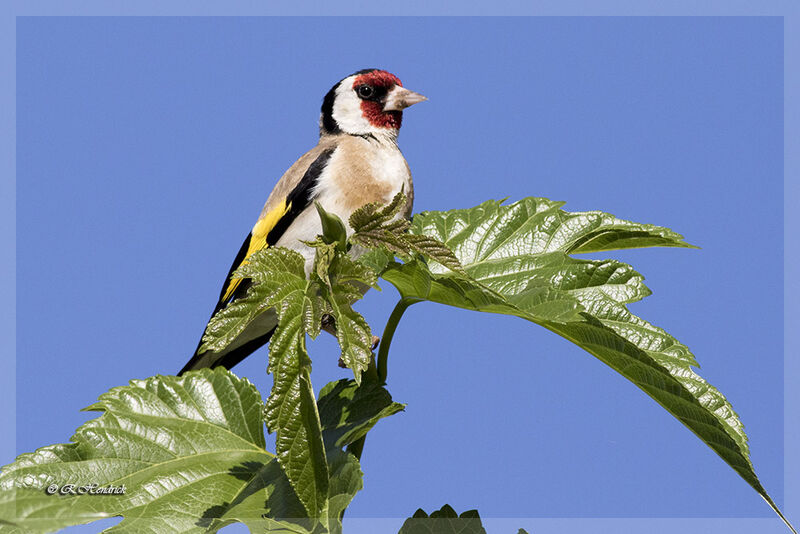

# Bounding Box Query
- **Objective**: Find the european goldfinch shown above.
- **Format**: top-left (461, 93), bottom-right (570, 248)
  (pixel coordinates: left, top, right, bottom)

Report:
top-left (179, 69), bottom-right (426, 374)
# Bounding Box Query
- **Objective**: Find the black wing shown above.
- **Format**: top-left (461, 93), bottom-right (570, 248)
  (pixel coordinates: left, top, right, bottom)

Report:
top-left (178, 147), bottom-right (336, 374)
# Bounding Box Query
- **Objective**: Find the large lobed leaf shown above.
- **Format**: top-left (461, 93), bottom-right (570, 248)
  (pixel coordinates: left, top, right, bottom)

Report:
top-left (0, 369), bottom-right (404, 534)
top-left (0, 369), bottom-right (306, 533)
top-left (376, 197), bottom-right (791, 530)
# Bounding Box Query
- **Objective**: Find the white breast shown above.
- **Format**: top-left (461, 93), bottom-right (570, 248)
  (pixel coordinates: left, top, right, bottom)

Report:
top-left (275, 136), bottom-right (413, 273)
top-left (367, 143), bottom-right (413, 197)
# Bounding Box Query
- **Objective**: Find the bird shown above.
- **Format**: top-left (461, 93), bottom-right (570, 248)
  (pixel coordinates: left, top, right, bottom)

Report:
top-left (178, 69), bottom-right (426, 375)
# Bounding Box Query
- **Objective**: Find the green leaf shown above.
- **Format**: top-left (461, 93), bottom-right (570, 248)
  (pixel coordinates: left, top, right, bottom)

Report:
top-left (236, 248), bottom-right (330, 517)
top-left (315, 202), bottom-right (348, 253)
top-left (382, 197), bottom-right (792, 530)
top-left (200, 245), bottom-right (324, 354)
top-left (0, 369), bottom-right (307, 534)
top-left (200, 241), bottom-right (390, 518)
top-left (320, 379), bottom-right (405, 529)
top-left (329, 253), bottom-right (379, 290)
top-left (327, 295), bottom-right (373, 383)
top-left (321, 449), bottom-right (362, 529)
top-left (398, 505), bottom-right (486, 534)
top-left (348, 189), bottom-right (409, 233)
top-left (199, 282), bottom-right (276, 354)
top-left (317, 379), bottom-right (406, 450)
top-left (310, 378), bottom-right (405, 532)
top-left (380, 259), bottom-right (583, 324)
top-left (306, 246), bottom-right (380, 382)
top-left (349, 191), bottom-right (465, 276)
top-left (410, 198), bottom-right (694, 273)
top-left (355, 248), bottom-right (394, 275)
top-left (245, 379), bottom-right (404, 534)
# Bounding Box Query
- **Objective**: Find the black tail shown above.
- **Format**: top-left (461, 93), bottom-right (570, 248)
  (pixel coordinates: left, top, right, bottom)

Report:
top-left (179, 147), bottom-right (335, 376)
top-left (178, 327), bottom-right (275, 376)
top-left (179, 231), bottom-right (273, 376)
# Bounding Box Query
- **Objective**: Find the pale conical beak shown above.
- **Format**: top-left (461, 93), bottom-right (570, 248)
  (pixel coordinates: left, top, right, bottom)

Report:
top-left (383, 86), bottom-right (428, 111)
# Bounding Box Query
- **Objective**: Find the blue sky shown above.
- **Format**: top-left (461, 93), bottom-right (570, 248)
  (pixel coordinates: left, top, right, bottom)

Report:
top-left (12, 16), bottom-right (789, 532)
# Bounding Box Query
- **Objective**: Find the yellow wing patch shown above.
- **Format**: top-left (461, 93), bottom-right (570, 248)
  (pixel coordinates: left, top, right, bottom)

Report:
top-left (221, 199), bottom-right (291, 302)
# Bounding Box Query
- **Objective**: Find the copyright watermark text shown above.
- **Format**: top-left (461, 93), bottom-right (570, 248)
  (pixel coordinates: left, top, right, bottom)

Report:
top-left (45, 483), bottom-right (126, 496)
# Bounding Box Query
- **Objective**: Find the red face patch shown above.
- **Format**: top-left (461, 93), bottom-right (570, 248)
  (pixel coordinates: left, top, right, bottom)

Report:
top-left (352, 70), bottom-right (403, 130)
top-left (352, 70), bottom-right (403, 89)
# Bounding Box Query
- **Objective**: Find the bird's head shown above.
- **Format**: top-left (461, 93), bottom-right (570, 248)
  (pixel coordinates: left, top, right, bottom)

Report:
top-left (320, 69), bottom-right (427, 139)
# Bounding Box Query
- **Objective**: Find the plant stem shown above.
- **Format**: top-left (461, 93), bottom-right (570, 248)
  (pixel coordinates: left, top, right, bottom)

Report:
top-left (377, 298), bottom-right (415, 385)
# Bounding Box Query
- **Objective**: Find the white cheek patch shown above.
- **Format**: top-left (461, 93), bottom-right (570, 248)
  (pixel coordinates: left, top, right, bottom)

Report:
top-left (332, 79), bottom-right (372, 135)
top-left (332, 85), bottom-right (370, 134)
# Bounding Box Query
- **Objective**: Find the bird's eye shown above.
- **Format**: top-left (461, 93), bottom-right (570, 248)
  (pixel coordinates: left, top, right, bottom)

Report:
top-left (356, 85), bottom-right (374, 99)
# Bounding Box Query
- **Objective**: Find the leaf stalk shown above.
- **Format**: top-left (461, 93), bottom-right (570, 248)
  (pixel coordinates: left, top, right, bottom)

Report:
top-left (377, 298), bottom-right (416, 384)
